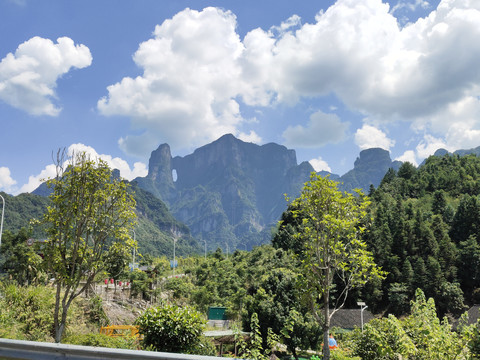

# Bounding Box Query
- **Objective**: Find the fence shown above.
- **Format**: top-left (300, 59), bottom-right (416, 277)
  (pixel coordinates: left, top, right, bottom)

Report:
top-left (0, 338), bottom-right (228, 360)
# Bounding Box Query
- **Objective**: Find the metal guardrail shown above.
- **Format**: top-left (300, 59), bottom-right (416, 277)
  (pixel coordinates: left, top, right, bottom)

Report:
top-left (0, 338), bottom-right (230, 360)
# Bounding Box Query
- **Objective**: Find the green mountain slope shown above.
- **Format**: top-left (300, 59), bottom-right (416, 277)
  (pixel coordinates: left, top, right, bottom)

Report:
top-left (134, 134), bottom-right (314, 251)
top-left (1, 184), bottom-right (200, 257)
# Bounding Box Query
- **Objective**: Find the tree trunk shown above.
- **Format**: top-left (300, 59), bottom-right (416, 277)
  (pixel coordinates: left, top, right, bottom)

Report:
top-left (56, 302), bottom-right (70, 343)
top-left (323, 274), bottom-right (331, 360)
top-left (53, 283), bottom-right (62, 343)
top-left (55, 321), bottom-right (65, 343)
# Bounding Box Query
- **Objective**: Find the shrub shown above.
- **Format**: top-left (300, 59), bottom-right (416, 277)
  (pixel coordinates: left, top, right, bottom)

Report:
top-left (0, 282), bottom-right (57, 341)
top-left (83, 295), bottom-right (109, 326)
top-left (135, 304), bottom-right (208, 354)
top-left (63, 333), bottom-right (138, 349)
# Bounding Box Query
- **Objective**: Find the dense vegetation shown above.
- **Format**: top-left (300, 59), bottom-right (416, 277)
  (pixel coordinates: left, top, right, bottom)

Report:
top-left (364, 154), bottom-right (480, 317)
top-left (0, 182), bottom-right (200, 259)
top-left (3, 152), bottom-right (480, 359)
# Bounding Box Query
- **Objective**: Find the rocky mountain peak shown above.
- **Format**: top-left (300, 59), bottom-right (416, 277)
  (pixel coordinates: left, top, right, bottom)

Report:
top-left (134, 134), bottom-right (309, 250)
top-left (354, 148), bottom-right (392, 168)
top-left (148, 143), bottom-right (173, 183)
top-left (340, 147), bottom-right (401, 192)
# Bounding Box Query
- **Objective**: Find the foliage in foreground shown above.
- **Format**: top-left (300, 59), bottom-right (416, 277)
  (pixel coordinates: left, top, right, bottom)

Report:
top-left (348, 289), bottom-right (473, 360)
top-left (40, 151), bottom-right (137, 342)
top-left (0, 282), bottom-right (57, 341)
top-left (0, 281), bottom-right (102, 342)
top-left (62, 333), bottom-right (138, 350)
top-left (282, 173), bottom-right (385, 360)
top-left (135, 303), bottom-right (215, 355)
top-left (235, 312), bottom-right (279, 360)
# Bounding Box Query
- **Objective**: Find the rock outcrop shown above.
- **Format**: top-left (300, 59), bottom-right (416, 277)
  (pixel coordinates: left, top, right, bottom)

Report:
top-left (134, 134), bottom-right (314, 250)
top-left (337, 148), bottom-right (402, 193)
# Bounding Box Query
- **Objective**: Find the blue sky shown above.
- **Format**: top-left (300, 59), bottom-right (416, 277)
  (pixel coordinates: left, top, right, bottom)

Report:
top-left (2, 0), bottom-right (480, 195)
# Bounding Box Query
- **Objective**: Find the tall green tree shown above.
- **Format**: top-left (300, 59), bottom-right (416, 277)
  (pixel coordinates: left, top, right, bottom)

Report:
top-left (243, 268), bottom-right (322, 359)
top-left (288, 173), bottom-right (385, 360)
top-left (41, 151), bottom-right (136, 342)
top-left (1, 228), bottom-right (44, 285)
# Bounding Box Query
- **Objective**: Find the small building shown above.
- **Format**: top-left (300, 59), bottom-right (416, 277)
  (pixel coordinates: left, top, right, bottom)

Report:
top-left (208, 307), bottom-right (227, 320)
top-left (207, 307), bottom-right (229, 329)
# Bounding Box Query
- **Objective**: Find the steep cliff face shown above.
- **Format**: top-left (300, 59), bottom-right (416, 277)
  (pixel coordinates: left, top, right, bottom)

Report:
top-left (339, 148), bottom-right (402, 192)
top-left (134, 144), bottom-right (175, 202)
top-left (134, 137), bottom-right (409, 251)
top-left (135, 134), bottom-right (313, 250)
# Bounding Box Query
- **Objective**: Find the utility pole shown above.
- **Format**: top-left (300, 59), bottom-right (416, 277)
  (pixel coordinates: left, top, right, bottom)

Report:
top-left (0, 194), bottom-right (4, 249)
top-left (132, 229), bottom-right (136, 271)
top-left (173, 237), bottom-right (177, 276)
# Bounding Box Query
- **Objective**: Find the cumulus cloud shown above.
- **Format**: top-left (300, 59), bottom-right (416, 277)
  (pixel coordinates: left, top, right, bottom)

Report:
top-left (446, 124), bottom-right (480, 150)
top-left (260, 0), bottom-right (480, 119)
top-left (269, 15), bottom-right (302, 36)
top-left (99, 1), bottom-right (480, 157)
top-left (0, 167), bottom-right (17, 193)
top-left (395, 150), bottom-right (418, 166)
top-left (283, 111), bottom-right (348, 148)
top-left (98, 7), bottom-right (246, 156)
top-left (0, 36), bottom-right (92, 116)
top-left (17, 144), bottom-right (147, 194)
top-left (415, 134), bottom-right (450, 159)
top-left (67, 144), bottom-right (148, 181)
top-left (309, 157), bottom-right (332, 172)
top-left (18, 164), bottom-right (57, 194)
top-left (355, 124), bottom-right (395, 151)
top-left (246, 0), bottom-right (480, 146)
top-left (238, 131), bottom-right (262, 144)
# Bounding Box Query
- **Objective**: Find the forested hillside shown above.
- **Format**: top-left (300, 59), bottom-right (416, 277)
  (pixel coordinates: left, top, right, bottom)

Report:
top-left (0, 192), bottom-right (50, 237)
top-left (364, 153), bottom-right (480, 316)
top-left (0, 183), bottom-right (200, 257)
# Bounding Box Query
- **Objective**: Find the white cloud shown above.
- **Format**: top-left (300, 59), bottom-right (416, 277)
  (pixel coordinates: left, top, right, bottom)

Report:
top-left (18, 164), bottom-right (57, 194)
top-left (16, 144), bottom-right (147, 195)
top-left (283, 111), bottom-right (348, 148)
top-left (99, 2), bottom-right (480, 156)
top-left (238, 131), bottom-right (262, 144)
top-left (269, 0), bottom-right (480, 117)
top-left (415, 134), bottom-right (450, 159)
top-left (354, 124), bottom-right (395, 151)
top-left (0, 167), bottom-right (17, 193)
top-left (245, 0), bottom-right (480, 142)
top-left (399, 129), bottom-right (475, 167)
top-left (67, 144), bottom-right (148, 181)
top-left (0, 36), bottom-right (92, 116)
top-left (309, 157), bottom-right (332, 172)
top-left (269, 15), bottom-right (302, 36)
top-left (98, 7), bottom-right (246, 156)
top-left (446, 123), bottom-right (480, 150)
top-left (409, 95), bottom-right (480, 156)
top-left (395, 150), bottom-right (418, 166)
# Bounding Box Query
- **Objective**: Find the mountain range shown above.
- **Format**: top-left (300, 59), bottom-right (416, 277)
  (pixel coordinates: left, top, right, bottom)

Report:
top-left (132, 134), bottom-right (403, 251)
top-left (5, 134), bottom-right (479, 256)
